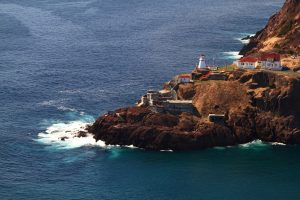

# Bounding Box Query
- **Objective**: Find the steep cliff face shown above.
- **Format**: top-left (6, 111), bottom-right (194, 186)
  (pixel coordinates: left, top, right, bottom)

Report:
top-left (240, 0), bottom-right (300, 56)
top-left (88, 71), bottom-right (300, 151)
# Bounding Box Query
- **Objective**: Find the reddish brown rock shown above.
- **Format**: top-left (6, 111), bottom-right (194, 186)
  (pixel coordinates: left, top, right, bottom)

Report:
top-left (240, 0), bottom-right (300, 56)
top-left (88, 71), bottom-right (300, 151)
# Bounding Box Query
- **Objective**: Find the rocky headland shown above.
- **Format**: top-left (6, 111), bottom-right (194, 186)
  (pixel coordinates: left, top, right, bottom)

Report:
top-left (88, 70), bottom-right (300, 151)
top-left (240, 0), bottom-right (300, 70)
top-left (86, 0), bottom-right (300, 151)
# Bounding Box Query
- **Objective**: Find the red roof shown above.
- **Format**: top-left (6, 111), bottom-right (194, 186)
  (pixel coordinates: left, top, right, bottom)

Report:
top-left (261, 53), bottom-right (280, 61)
top-left (179, 74), bottom-right (191, 78)
top-left (239, 57), bottom-right (258, 63)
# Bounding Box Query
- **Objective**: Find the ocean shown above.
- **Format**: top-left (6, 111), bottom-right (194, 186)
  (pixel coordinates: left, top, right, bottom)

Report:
top-left (1, 0), bottom-right (300, 199)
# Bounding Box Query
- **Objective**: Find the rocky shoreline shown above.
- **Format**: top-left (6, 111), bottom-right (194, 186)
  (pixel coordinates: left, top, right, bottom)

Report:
top-left (84, 0), bottom-right (300, 151)
top-left (87, 70), bottom-right (300, 151)
top-left (239, 0), bottom-right (300, 57)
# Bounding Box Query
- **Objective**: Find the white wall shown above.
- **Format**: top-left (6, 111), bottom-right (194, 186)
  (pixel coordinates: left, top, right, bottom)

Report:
top-left (237, 62), bottom-right (256, 69)
top-left (261, 61), bottom-right (282, 70)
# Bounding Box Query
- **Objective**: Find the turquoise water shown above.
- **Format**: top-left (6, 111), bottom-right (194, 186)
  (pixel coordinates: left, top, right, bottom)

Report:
top-left (1, 0), bottom-right (300, 199)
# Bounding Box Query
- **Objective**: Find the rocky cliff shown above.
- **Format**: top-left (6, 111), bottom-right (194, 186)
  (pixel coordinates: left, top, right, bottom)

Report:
top-left (240, 0), bottom-right (300, 56)
top-left (86, 1), bottom-right (300, 150)
top-left (88, 70), bottom-right (300, 151)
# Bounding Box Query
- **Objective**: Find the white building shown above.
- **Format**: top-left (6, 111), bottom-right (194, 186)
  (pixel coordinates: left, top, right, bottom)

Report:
top-left (236, 57), bottom-right (258, 69)
top-left (178, 74), bottom-right (191, 83)
top-left (261, 53), bottom-right (282, 71)
top-left (198, 54), bottom-right (207, 69)
top-left (146, 90), bottom-right (160, 106)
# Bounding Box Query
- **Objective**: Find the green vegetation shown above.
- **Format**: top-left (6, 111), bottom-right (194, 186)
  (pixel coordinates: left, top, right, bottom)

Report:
top-left (278, 20), bottom-right (294, 37)
top-left (217, 65), bottom-right (236, 72)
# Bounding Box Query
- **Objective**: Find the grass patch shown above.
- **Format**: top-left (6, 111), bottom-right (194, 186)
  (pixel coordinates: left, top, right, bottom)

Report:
top-left (217, 65), bottom-right (237, 72)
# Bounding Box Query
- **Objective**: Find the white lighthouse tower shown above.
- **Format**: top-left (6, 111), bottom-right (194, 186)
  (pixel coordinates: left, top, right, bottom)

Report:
top-left (197, 54), bottom-right (207, 69)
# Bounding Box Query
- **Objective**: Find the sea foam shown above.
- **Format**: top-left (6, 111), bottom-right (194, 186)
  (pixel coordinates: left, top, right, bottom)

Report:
top-left (222, 51), bottom-right (243, 60)
top-left (36, 119), bottom-right (139, 150)
top-left (238, 140), bottom-right (286, 150)
top-left (235, 34), bottom-right (255, 44)
top-left (36, 121), bottom-right (106, 149)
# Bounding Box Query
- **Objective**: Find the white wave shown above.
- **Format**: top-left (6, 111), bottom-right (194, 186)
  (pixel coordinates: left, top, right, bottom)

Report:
top-left (238, 140), bottom-right (269, 149)
top-left (236, 37), bottom-right (250, 44)
top-left (160, 149), bottom-right (173, 152)
top-left (36, 119), bottom-right (140, 150)
top-left (222, 51), bottom-right (243, 60)
top-left (236, 34), bottom-right (255, 44)
top-left (271, 142), bottom-right (286, 146)
top-left (36, 121), bottom-right (106, 149)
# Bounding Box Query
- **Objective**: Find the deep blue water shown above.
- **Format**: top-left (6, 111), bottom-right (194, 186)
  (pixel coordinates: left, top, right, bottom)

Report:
top-left (1, 0), bottom-right (300, 199)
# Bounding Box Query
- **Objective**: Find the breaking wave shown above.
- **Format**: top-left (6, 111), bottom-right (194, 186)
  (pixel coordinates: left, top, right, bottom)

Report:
top-left (235, 34), bottom-right (255, 44)
top-left (239, 140), bottom-right (268, 149)
top-left (214, 140), bottom-right (286, 150)
top-left (239, 140), bottom-right (286, 149)
top-left (222, 51), bottom-right (242, 60)
top-left (236, 37), bottom-right (251, 44)
top-left (35, 120), bottom-right (106, 149)
top-left (36, 113), bottom-right (138, 150)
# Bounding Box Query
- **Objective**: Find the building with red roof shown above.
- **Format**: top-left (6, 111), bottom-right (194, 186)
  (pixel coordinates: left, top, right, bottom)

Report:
top-left (178, 74), bottom-right (191, 83)
top-left (261, 53), bottom-right (281, 62)
top-left (260, 53), bottom-right (282, 70)
top-left (236, 57), bottom-right (258, 69)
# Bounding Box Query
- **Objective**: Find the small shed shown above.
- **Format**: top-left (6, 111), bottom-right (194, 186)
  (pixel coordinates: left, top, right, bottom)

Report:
top-left (178, 74), bottom-right (191, 83)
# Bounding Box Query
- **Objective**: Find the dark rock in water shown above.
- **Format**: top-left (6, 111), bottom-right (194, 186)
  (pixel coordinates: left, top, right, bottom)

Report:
top-left (60, 136), bottom-right (69, 141)
top-left (241, 35), bottom-right (251, 40)
top-left (77, 131), bottom-right (88, 138)
top-left (239, 41), bottom-right (258, 55)
top-left (88, 70), bottom-right (300, 151)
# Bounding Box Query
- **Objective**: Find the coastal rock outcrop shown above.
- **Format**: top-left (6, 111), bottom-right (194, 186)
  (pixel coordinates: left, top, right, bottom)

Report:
top-left (240, 0), bottom-right (300, 56)
top-left (87, 0), bottom-right (300, 151)
top-left (88, 70), bottom-right (300, 151)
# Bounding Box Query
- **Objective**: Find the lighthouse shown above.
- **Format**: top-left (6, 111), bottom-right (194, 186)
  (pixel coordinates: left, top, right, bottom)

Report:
top-left (197, 54), bottom-right (207, 69)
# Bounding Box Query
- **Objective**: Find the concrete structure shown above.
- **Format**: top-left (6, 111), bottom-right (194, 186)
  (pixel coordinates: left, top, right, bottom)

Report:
top-left (136, 95), bottom-right (148, 107)
top-left (146, 90), bottom-right (160, 106)
top-left (178, 74), bottom-right (191, 83)
top-left (208, 114), bottom-right (226, 124)
top-left (137, 89), bottom-right (177, 107)
top-left (198, 54), bottom-right (207, 69)
top-left (261, 53), bottom-right (282, 71)
top-left (162, 100), bottom-right (197, 115)
top-left (159, 89), bottom-right (177, 100)
top-left (236, 57), bottom-right (258, 69)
